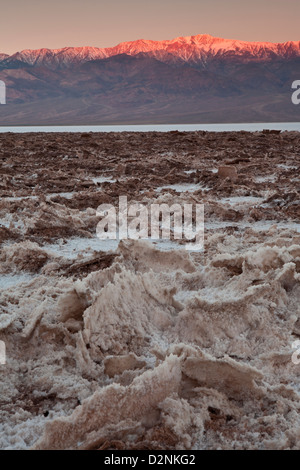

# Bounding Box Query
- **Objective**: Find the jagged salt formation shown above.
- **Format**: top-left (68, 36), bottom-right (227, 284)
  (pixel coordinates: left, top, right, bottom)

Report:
top-left (1, 233), bottom-right (300, 450)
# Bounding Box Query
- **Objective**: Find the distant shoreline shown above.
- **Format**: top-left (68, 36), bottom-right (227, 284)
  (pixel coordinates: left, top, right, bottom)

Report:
top-left (0, 122), bottom-right (299, 133)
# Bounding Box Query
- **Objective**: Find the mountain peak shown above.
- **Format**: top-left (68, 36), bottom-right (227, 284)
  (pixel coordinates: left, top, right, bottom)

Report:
top-left (1, 34), bottom-right (299, 70)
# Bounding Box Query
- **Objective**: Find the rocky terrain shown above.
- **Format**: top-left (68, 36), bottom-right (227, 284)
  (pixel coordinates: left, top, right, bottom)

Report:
top-left (0, 130), bottom-right (300, 449)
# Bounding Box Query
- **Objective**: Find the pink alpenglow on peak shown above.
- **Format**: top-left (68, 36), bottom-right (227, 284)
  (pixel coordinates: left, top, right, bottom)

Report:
top-left (1, 34), bottom-right (299, 69)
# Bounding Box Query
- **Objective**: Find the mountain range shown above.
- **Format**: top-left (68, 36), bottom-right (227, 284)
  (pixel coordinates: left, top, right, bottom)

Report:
top-left (0, 34), bottom-right (299, 125)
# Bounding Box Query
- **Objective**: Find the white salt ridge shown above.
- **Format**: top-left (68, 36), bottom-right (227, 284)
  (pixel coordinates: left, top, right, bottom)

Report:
top-left (43, 236), bottom-right (188, 259)
top-left (218, 196), bottom-right (265, 206)
top-left (1, 195), bottom-right (38, 202)
top-left (151, 238), bottom-right (187, 251)
top-left (1, 180), bottom-right (116, 202)
top-left (174, 290), bottom-right (199, 303)
top-left (92, 176), bottom-right (116, 184)
top-left (47, 192), bottom-right (74, 199)
top-left (246, 221), bottom-right (300, 232)
top-left (1, 194), bottom-right (73, 202)
top-left (0, 273), bottom-right (37, 289)
top-left (43, 237), bottom-right (119, 259)
top-left (0, 219), bottom-right (11, 228)
top-left (41, 221), bottom-right (300, 262)
top-left (206, 220), bottom-right (300, 232)
top-left (0, 215), bottom-right (25, 231)
top-left (155, 183), bottom-right (206, 193)
top-left (255, 175), bottom-right (276, 183)
top-left (277, 164), bottom-right (298, 170)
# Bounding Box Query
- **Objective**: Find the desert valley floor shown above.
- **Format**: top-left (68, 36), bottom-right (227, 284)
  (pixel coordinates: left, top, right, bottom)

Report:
top-left (0, 130), bottom-right (300, 449)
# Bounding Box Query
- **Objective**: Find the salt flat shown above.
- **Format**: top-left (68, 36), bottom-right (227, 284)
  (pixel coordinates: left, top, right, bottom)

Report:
top-left (0, 130), bottom-right (300, 450)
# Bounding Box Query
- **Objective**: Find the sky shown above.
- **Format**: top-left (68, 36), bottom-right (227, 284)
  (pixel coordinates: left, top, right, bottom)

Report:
top-left (0, 0), bottom-right (299, 55)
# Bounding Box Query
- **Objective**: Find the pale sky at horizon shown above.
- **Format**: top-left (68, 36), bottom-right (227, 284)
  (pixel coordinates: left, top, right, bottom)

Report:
top-left (0, 0), bottom-right (299, 55)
